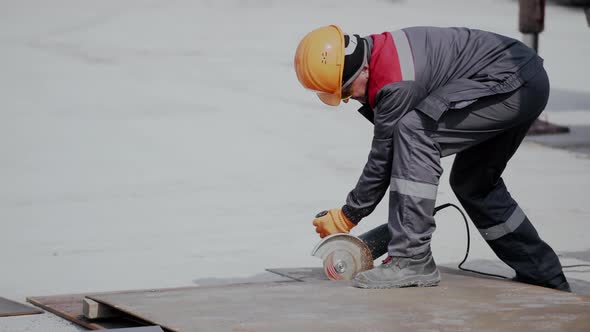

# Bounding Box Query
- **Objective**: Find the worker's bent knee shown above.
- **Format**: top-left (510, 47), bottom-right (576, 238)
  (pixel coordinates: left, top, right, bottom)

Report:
top-left (449, 165), bottom-right (500, 199)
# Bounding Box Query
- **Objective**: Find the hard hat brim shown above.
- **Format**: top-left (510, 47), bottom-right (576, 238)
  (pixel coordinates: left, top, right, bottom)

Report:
top-left (317, 91), bottom-right (341, 106)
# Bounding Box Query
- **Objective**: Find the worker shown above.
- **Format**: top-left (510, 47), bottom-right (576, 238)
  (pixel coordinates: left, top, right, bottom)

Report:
top-left (294, 25), bottom-right (570, 291)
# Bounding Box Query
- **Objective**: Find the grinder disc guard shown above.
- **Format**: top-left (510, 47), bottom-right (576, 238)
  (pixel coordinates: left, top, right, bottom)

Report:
top-left (311, 234), bottom-right (374, 280)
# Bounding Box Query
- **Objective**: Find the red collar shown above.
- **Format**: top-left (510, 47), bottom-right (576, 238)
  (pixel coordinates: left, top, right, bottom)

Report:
top-left (367, 32), bottom-right (407, 109)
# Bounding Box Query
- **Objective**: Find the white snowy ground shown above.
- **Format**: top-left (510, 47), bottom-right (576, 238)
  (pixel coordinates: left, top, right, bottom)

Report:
top-left (0, 0), bottom-right (589, 330)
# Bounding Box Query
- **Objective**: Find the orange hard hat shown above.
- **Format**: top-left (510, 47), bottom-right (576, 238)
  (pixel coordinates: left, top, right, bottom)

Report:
top-left (294, 25), bottom-right (345, 106)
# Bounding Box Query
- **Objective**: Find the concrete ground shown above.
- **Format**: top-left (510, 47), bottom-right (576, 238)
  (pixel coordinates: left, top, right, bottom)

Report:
top-left (0, 0), bottom-right (589, 331)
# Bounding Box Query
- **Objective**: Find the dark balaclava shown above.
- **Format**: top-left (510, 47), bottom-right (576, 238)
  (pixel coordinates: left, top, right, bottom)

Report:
top-left (341, 34), bottom-right (367, 90)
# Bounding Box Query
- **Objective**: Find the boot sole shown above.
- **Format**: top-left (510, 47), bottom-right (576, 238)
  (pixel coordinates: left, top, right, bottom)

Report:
top-left (352, 269), bottom-right (441, 289)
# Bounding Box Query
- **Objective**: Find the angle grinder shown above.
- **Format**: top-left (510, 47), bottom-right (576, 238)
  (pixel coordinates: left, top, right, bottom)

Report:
top-left (311, 223), bottom-right (391, 280)
top-left (311, 204), bottom-right (455, 280)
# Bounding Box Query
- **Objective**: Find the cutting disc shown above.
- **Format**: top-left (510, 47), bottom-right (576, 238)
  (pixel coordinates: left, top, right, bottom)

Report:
top-left (311, 234), bottom-right (374, 280)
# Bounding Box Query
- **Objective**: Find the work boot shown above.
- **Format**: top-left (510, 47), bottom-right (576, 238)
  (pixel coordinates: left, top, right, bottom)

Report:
top-left (352, 251), bottom-right (441, 289)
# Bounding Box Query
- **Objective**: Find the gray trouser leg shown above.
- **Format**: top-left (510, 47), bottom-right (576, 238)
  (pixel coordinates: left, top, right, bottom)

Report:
top-left (388, 68), bottom-right (565, 284)
top-left (388, 112), bottom-right (442, 257)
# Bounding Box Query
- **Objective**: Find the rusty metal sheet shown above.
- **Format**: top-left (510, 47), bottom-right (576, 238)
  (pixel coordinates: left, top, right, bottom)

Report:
top-left (26, 273), bottom-right (295, 330)
top-left (87, 271), bottom-right (590, 332)
top-left (0, 297), bottom-right (43, 317)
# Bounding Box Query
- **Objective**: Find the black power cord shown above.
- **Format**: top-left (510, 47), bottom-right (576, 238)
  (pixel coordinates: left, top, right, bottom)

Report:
top-left (433, 203), bottom-right (509, 279)
top-left (434, 203), bottom-right (590, 277)
top-left (434, 203), bottom-right (509, 279)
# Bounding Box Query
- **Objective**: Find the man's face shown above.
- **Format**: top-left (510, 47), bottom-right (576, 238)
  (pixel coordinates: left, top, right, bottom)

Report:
top-left (343, 65), bottom-right (369, 104)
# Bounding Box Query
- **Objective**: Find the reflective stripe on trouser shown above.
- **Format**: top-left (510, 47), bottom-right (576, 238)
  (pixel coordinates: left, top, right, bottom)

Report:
top-left (478, 205), bottom-right (525, 241)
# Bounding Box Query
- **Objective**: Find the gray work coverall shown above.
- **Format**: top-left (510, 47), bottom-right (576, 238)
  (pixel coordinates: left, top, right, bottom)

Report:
top-left (341, 27), bottom-right (564, 286)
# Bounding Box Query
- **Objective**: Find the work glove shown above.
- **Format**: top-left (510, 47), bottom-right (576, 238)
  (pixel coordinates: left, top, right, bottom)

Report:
top-left (312, 208), bottom-right (356, 238)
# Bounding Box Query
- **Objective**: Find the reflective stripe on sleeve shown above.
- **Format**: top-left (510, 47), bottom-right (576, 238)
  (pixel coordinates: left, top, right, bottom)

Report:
top-left (390, 177), bottom-right (437, 200)
top-left (478, 206), bottom-right (526, 241)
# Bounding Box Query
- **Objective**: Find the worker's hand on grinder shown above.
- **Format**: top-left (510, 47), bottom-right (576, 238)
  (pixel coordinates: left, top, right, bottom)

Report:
top-left (313, 208), bottom-right (356, 238)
